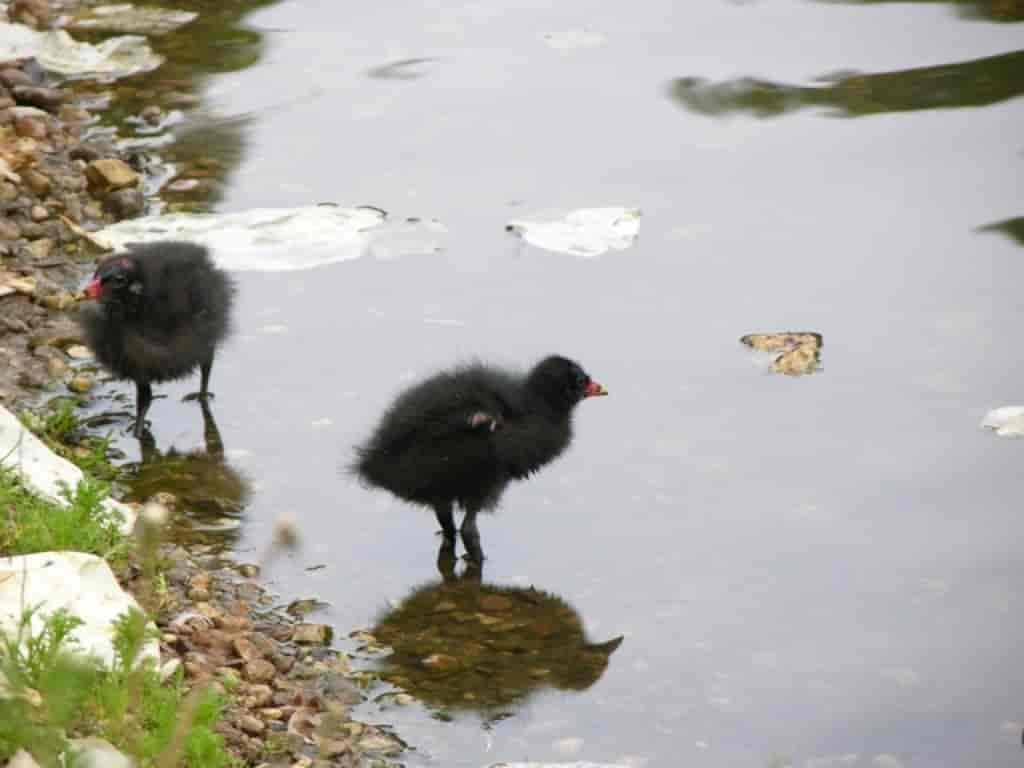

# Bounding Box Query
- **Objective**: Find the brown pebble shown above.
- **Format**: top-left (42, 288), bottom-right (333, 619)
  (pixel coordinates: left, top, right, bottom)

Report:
top-left (14, 116), bottom-right (47, 139)
top-left (245, 659), bottom-right (276, 684)
top-left (237, 715), bottom-right (265, 735)
top-left (0, 69), bottom-right (33, 89)
top-left (23, 169), bottom-right (51, 196)
top-left (233, 635), bottom-right (261, 662)
top-left (292, 624), bottom-right (333, 646)
top-left (13, 86), bottom-right (68, 112)
top-left (245, 684), bottom-right (273, 708)
top-left (30, 205), bottom-right (49, 222)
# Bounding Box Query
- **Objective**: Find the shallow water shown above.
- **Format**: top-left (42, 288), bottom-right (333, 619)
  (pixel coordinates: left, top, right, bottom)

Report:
top-left (89, 0), bottom-right (1024, 765)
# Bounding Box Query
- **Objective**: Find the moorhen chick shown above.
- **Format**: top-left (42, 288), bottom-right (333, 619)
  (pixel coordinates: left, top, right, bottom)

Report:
top-left (353, 355), bottom-right (608, 562)
top-left (78, 241), bottom-right (234, 436)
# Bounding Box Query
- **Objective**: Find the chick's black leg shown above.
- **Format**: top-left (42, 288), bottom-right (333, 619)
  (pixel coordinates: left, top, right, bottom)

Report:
top-left (434, 502), bottom-right (456, 543)
top-left (183, 353), bottom-right (215, 402)
top-left (460, 507), bottom-right (485, 564)
top-left (199, 399), bottom-right (224, 458)
top-left (134, 380), bottom-right (153, 438)
top-left (436, 539), bottom-right (457, 582)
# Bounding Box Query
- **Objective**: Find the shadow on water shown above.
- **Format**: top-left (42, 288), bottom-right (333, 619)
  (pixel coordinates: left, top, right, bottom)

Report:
top-left (668, 49), bottom-right (1024, 118)
top-left (817, 0), bottom-right (1024, 22)
top-left (978, 216), bottom-right (1024, 246)
top-left (370, 543), bottom-right (623, 721)
top-left (124, 402), bottom-right (250, 549)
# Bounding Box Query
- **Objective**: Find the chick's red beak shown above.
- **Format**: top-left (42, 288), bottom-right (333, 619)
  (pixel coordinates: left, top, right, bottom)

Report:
top-left (83, 277), bottom-right (102, 300)
top-left (584, 380), bottom-right (608, 397)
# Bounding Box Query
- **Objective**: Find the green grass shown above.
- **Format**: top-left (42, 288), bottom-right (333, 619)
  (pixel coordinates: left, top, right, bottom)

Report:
top-left (0, 607), bottom-right (238, 768)
top-left (0, 467), bottom-right (126, 561)
top-left (19, 400), bottom-right (121, 482)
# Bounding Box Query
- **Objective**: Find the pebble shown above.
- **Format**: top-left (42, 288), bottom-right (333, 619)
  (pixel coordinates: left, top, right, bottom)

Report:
top-left (65, 345), bottom-right (93, 360)
top-left (67, 374), bottom-right (94, 394)
top-left (14, 116), bottom-right (47, 139)
top-left (85, 158), bottom-right (140, 192)
top-left (13, 86), bottom-right (68, 112)
top-left (0, 219), bottom-right (19, 240)
top-left (244, 659), bottom-right (277, 684)
top-left (105, 187), bottom-right (145, 218)
top-left (238, 715), bottom-right (266, 736)
top-left (30, 205), bottom-right (49, 222)
top-left (23, 169), bottom-right (51, 196)
top-left (26, 238), bottom-right (55, 260)
top-left (292, 624), bottom-right (333, 646)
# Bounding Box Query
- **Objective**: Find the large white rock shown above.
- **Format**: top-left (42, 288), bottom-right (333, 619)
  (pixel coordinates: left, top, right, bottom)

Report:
top-left (0, 552), bottom-right (158, 670)
top-left (0, 406), bottom-right (136, 535)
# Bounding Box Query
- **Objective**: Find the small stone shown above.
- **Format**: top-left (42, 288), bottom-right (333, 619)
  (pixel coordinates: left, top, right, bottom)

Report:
top-left (233, 635), bottom-right (262, 662)
top-left (421, 653), bottom-right (459, 671)
top-left (245, 659), bottom-right (276, 684)
top-left (0, 69), bottom-right (33, 90)
top-left (14, 116), bottom-right (47, 139)
top-left (246, 684), bottom-right (273, 708)
top-left (105, 187), bottom-right (145, 219)
top-left (480, 594), bottom-right (513, 612)
top-left (0, 219), bottom-right (19, 239)
top-left (394, 693), bottom-right (414, 705)
top-left (237, 563), bottom-right (260, 578)
top-left (67, 374), bottom-right (94, 394)
top-left (23, 169), bottom-right (51, 196)
top-left (216, 615), bottom-right (251, 633)
top-left (30, 205), bottom-right (49, 222)
top-left (259, 707), bottom-right (284, 721)
top-left (315, 738), bottom-right (352, 759)
top-left (65, 345), bottom-right (93, 360)
top-left (238, 715), bottom-right (265, 735)
top-left (70, 144), bottom-right (101, 163)
top-left (7, 277), bottom-right (37, 296)
top-left (167, 178), bottom-right (200, 192)
top-left (44, 355), bottom-right (68, 377)
top-left (140, 105), bottom-right (163, 124)
top-left (188, 586), bottom-right (211, 602)
top-left (85, 158), bottom-right (140, 192)
top-left (0, 182), bottom-right (17, 203)
top-left (13, 86), bottom-right (68, 112)
top-left (41, 291), bottom-right (74, 311)
top-left (17, 368), bottom-right (48, 389)
top-left (26, 237), bottom-right (54, 260)
top-left (292, 624), bottom-right (333, 645)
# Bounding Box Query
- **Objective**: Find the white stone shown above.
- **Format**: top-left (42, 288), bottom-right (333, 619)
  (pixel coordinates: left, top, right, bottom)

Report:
top-left (6, 750), bottom-right (41, 768)
top-left (507, 208), bottom-right (642, 257)
top-left (0, 552), bottom-right (158, 670)
top-left (0, 405), bottom-right (136, 535)
top-left (68, 737), bottom-right (133, 768)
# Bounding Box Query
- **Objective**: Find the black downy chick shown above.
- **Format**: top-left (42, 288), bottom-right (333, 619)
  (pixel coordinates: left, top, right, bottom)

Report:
top-left (353, 355), bottom-right (608, 562)
top-left (78, 241), bottom-right (234, 437)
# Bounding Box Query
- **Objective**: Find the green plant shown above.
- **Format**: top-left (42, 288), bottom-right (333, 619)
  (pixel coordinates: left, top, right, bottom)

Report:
top-left (0, 607), bottom-right (237, 768)
top-left (0, 468), bottom-right (125, 561)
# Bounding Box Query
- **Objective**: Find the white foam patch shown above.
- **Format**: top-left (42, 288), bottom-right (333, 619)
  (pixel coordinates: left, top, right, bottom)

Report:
top-left (507, 208), bottom-right (641, 257)
top-left (981, 406), bottom-right (1024, 437)
top-left (93, 206), bottom-right (449, 272)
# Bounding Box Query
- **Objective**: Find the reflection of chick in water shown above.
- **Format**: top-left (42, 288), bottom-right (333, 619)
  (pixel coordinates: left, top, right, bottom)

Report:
top-left (371, 543), bottom-right (623, 714)
top-left (128, 401), bottom-right (250, 531)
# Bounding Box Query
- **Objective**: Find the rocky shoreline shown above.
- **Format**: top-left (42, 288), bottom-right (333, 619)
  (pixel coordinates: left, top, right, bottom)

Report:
top-left (2, 10), bottom-right (407, 768)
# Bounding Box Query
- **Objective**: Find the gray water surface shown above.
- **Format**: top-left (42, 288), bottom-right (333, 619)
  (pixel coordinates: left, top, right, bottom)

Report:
top-left (100, 0), bottom-right (1024, 765)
